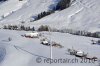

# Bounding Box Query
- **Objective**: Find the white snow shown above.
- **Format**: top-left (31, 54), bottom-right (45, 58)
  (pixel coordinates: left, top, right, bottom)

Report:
top-left (0, 29), bottom-right (100, 66)
top-left (0, 0), bottom-right (99, 32)
top-left (0, 0), bottom-right (100, 66)
top-left (0, 0), bottom-right (27, 20)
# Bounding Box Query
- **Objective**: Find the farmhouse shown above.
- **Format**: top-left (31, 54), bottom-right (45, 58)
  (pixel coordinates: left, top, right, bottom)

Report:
top-left (24, 32), bottom-right (39, 38)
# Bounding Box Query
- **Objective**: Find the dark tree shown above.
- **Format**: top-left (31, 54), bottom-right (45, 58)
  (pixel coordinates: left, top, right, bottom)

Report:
top-left (38, 25), bottom-right (49, 31)
top-left (20, 25), bottom-right (25, 30)
top-left (32, 26), bottom-right (35, 31)
top-left (56, 0), bottom-right (71, 10)
top-left (0, 0), bottom-right (7, 2)
top-left (3, 25), bottom-right (7, 29)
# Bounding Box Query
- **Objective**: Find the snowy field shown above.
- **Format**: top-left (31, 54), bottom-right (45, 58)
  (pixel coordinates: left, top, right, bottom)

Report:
top-left (0, 29), bottom-right (100, 66)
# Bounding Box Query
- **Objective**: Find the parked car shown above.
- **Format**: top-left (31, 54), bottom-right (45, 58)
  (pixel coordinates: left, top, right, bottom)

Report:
top-left (41, 40), bottom-right (50, 46)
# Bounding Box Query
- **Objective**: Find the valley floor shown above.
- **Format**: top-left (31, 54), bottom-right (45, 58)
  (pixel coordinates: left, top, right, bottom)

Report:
top-left (0, 29), bottom-right (100, 66)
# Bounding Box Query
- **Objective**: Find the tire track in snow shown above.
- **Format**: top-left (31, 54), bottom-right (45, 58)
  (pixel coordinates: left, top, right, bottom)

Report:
top-left (13, 45), bottom-right (49, 59)
top-left (0, 43), bottom-right (48, 59)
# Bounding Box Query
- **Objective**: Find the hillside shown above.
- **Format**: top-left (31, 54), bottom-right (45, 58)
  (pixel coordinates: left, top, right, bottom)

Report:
top-left (0, 0), bottom-right (100, 32)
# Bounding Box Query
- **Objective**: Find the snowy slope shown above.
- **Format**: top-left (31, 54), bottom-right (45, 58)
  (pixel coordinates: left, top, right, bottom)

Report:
top-left (0, 0), bottom-right (53, 24)
top-left (31, 0), bottom-right (100, 32)
top-left (0, 0), bottom-right (100, 32)
top-left (0, 0), bottom-right (27, 20)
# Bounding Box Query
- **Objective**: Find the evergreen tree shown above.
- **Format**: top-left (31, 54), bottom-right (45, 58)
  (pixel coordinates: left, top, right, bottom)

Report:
top-left (56, 0), bottom-right (71, 10)
top-left (38, 25), bottom-right (49, 31)
top-left (3, 25), bottom-right (7, 29)
top-left (32, 26), bottom-right (35, 31)
top-left (0, 0), bottom-right (7, 1)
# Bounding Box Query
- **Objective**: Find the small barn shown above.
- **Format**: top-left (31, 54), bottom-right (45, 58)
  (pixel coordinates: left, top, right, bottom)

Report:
top-left (24, 32), bottom-right (39, 38)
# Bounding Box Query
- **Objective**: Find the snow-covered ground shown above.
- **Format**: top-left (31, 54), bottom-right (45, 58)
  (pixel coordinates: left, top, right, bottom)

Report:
top-left (0, 0), bottom-right (28, 20)
top-left (0, 0), bottom-right (100, 32)
top-left (0, 0), bottom-right (53, 24)
top-left (0, 0), bottom-right (100, 66)
top-left (0, 29), bottom-right (100, 66)
top-left (31, 0), bottom-right (100, 32)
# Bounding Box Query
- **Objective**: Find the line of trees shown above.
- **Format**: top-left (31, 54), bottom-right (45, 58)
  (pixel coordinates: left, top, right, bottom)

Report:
top-left (37, 25), bottom-right (100, 38)
top-left (53, 29), bottom-right (100, 38)
top-left (3, 24), bottom-right (100, 38)
top-left (33, 11), bottom-right (54, 21)
top-left (3, 25), bottom-right (35, 31)
top-left (31, 0), bottom-right (72, 22)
